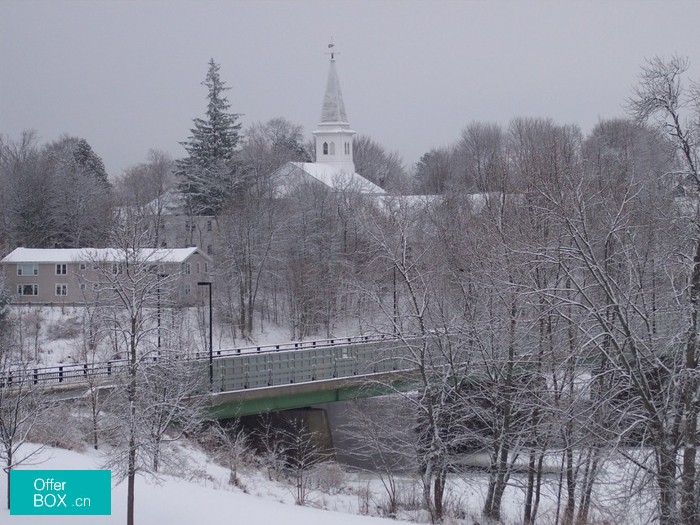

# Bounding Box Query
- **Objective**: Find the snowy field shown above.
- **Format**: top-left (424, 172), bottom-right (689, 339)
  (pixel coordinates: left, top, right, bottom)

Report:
top-left (0, 444), bottom-right (401, 525)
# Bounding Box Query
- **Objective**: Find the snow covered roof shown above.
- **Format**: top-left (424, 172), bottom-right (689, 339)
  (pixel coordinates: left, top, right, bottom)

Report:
top-left (144, 188), bottom-right (191, 216)
top-left (277, 162), bottom-right (385, 195)
top-left (1, 247), bottom-right (211, 264)
top-left (320, 58), bottom-right (348, 124)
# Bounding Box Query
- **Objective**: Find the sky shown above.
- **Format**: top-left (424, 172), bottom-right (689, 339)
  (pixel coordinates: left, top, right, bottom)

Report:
top-left (1, 0), bottom-right (699, 178)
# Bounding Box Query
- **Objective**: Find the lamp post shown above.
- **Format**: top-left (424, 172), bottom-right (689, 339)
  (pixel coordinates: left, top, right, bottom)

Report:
top-left (197, 281), bottom-right (213, 389)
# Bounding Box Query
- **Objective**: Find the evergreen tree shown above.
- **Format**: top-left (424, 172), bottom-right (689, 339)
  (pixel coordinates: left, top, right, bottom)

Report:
top-left (72, 138), bottom-right (109, 184)
top-left (177, 59), bottom-right (242, 216)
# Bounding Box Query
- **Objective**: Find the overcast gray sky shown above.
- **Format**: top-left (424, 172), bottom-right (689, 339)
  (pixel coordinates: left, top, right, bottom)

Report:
top-left (2, 0), bottom-right (699, 177)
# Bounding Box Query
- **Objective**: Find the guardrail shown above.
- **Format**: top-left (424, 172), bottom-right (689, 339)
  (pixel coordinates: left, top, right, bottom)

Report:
top-left (212, 338), bottom-right (415, 392)
top-left (0, 333), bottom-right (406, 389)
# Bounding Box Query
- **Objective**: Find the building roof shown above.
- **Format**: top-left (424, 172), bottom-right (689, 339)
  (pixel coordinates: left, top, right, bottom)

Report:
top-left (320, 58), bottom-right (348, 124)
top-left (277, 162), bottom-right (386, 195)
top-left (1, 247), bottom-right (212, 264)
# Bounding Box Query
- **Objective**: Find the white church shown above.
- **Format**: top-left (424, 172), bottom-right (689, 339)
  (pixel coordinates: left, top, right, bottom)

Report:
top-left (273, 53), bottom-right (385, 195)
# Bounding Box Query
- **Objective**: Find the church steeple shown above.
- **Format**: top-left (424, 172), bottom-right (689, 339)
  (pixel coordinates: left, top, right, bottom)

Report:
top-left (320, 57), bottom-right (348, 124)
top-left (313, 50), bottom-right (356, 173)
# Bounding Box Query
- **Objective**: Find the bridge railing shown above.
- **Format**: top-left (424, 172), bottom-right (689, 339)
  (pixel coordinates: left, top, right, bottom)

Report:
top-left (212, 338), bottom-right (419, 392)
top-left (194, 333), bottom-right (396, 360)
top-left (0, 359), bottom-right (130, 388)
top-left (0, 334), bottom-right (406, 388)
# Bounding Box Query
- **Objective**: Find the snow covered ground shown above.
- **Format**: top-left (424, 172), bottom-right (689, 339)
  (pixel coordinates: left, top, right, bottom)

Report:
top-left (0, 440), bottom-right (656, 525)
top-left (0, 444), bottom-right (401, 525)
top-left (7, 305), bottom-right (365, 368)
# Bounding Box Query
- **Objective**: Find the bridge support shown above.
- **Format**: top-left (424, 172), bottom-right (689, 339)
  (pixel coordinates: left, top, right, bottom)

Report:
top-left (233, 407), bottom-right (335, 462)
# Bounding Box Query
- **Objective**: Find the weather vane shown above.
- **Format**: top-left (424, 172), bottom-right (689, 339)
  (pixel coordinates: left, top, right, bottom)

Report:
top-left (326, 38), bottom-right (339, 60)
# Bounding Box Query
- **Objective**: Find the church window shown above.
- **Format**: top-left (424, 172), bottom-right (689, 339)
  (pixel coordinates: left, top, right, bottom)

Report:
top-left (323, 142), bottom-right (328, 155)
top-left (329, 142), bottom-right (335, 155)
top-left (345, 142), bottom-right (350, 155)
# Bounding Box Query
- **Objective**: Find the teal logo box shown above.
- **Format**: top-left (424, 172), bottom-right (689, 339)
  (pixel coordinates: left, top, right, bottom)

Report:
top-left (10, 470), bottom-right (111, 515)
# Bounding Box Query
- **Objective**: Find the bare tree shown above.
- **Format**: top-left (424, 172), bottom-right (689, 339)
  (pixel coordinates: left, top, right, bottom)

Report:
top-left (92, 218), bottom-right (207, 525)
top-left (627, 55), bottom-right (700, 525)
top-left (0, 350), bottom-right (51, 509)
top-left (114, 150), bottom-right (175, 248)
top-left (353, 134), bottom-right (408, 193)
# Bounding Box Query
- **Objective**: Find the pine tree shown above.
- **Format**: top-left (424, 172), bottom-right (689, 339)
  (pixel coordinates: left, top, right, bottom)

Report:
top-left (177, 59), bottom-right (242, 216)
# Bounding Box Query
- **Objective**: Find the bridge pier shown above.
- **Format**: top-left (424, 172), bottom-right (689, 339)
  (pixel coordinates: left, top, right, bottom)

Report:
top-left (233, 407), bottom-right (335, 462)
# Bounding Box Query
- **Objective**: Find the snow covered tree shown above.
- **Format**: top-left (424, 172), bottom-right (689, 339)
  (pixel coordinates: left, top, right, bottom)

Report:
top-left (352, 135), bottom-right (408, 193)
top-left (177, 59), bottom-right (242, 216)
top-left (44, 136), bottom-right (113, 248)
top-left (91, 218), bottom-right (208, 525)
top-left (413, 147), bottom-right (452, 194)
top-left (626, 55), bottom-right (700, 525)
top-left (0, 131), bottom-right (53, 248)
top-left (0, 344), bottom-right (52, 509)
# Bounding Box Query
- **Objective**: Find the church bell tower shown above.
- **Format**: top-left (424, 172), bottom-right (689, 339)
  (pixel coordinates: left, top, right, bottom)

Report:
top-left (312, 47), bottom-right (356, 173)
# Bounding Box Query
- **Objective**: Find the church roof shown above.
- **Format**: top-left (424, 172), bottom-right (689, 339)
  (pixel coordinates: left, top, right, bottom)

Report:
top-left (320, 58), bottom-right (349, 124)
top-left (276, 162), bottom-right (385, 195)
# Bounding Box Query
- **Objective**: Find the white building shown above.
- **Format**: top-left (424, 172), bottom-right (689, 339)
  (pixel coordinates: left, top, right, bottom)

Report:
top-left (273, 54), bottom-right (385, 195)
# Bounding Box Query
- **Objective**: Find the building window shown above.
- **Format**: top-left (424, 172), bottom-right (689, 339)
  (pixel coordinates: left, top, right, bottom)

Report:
top-left (17, 284), bottom-right (38, 296)
top-left (55, 264), bottom-right (67, 275)
top-left (323, 142), bottom-right (328, 155)
top-left (196, 262), bottom-right (201, 274)
top-left (345, 142), bottom-right (350, 155)
top-left (206, 220), bottom-right (212, 232)
top-left (184, 284), bottom-right (191, 295)
top-left (79, 263), bottom-right (87, 271)
top-left (55, 284), bottom-right (67, 296)
top-left (329, 142), bottom-right (335, 155)
top-left (17, 263), bottom-right (38, 276)
top-left (182, 263), bottom-right (191, 275)
top-left (80, 283), bottom-right (86, 292)
top-left (204, 262), bottom-right (209, 273)
top-left (111, 263), bottom-right (122, 275)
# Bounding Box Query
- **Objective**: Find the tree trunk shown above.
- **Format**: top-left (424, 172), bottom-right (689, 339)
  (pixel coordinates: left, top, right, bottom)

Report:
top-left (6, 450), bottom-right (11, 510)
top-left (657, 447), bottom-right (681, 525)
top-left (523, 449), bottom-right (537, 524)
top-left (681, 240), bottom-right (700, 525)
top-left (433, 469), bottom-right (445, 523)
top-left (127, 316), bottom-right (137, 525)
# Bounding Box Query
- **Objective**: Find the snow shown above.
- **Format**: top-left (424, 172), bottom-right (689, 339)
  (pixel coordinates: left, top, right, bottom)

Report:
top-left (1, 247), bottom-right (208, 264)
top-left (283, 162), bottom-right (385, 194)
top-left (0, 445), bottom-right (399, 525)
top-left (6, 305), bottom-right (367, 368)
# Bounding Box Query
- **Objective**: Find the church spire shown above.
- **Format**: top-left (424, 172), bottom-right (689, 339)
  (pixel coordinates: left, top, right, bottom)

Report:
top-left (320, 54), bottom-right (348, 124)
top-left (313, 48), bottom-right (356, 172)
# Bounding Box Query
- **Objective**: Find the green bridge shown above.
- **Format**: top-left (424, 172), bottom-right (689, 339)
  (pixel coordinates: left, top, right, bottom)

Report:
top-left (209, 336), bottom-right (422, 418)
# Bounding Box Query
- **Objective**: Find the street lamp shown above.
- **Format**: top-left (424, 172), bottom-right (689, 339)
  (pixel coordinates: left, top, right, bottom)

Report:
top-left (197, 281), bottom-right (213, 389)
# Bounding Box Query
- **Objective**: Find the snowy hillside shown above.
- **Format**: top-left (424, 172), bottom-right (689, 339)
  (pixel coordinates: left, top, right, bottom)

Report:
top-left (0, 444), bottom-right (400, 525)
